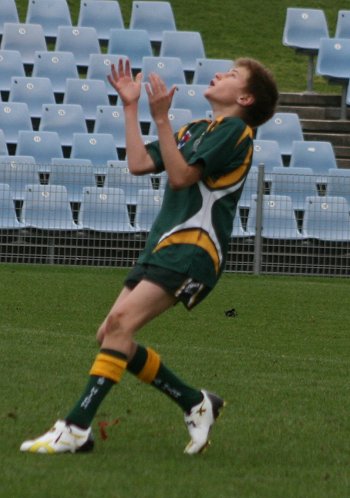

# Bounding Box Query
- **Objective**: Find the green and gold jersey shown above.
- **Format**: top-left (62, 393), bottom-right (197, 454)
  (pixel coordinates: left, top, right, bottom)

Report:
top-left (139, 116), bottom-right (253, 288)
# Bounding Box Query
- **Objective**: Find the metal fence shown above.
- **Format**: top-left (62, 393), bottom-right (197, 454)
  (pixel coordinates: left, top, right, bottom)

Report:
top-left (1, 160), bottom-right (350, 276)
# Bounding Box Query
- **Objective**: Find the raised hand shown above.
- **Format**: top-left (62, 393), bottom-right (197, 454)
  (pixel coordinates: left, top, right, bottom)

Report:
top-left (145, 73), bottom-right (177, 125)
top-left (107, 59), bottom-right (143, 107)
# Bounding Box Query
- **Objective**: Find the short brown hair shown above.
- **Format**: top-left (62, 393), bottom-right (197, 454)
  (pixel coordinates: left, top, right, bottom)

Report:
top-left (235, 58), bottom-right (279, 128)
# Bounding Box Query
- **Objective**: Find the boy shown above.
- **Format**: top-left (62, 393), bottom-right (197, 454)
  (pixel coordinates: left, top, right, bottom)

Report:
top-left (20, 58), bottom-right (278, 455)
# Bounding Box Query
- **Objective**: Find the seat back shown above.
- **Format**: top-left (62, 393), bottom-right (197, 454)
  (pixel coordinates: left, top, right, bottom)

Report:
top-left (326, 169), bottom-right (350, 205)
top-left (303, 195), bottom-right (350, 241)
top-left (335, 10), bottom-right (350, 38)
top-left (32, 50), bottom-right (78, 94)
top-left (256, 113), bottom-right (304, 156)
top-left (55, 26), bottom-right (100, 67)
top-left (316, 37), bottom-right (350, 81)
top-left (134, 188), bottom-right (164, 231)
top-left (130, 1), bottom-right (176, 43)
top-left (9, 76), bottom-right (55, 118)
top-left (49, 160), bottom-right (96, 203)
top-left (1, 22), bottom-right (47, 64)
top-left (78, 0), bottom-right (124, 41)
top-left (0, 0), bottom-right (19, 35)
top-left (150, 107), bottom-right (192, 134)
top-left (71, 132), bottom-right (118, 168)
top-left (193, 58), bottom-right (233, 85)
top-left (105, 160), bottom-right (153, 204)
top-left (63, 78), bottom-right (109, 120)
top-left (160, 30), bottom-right (205, 72)
top-left (39, 104), bottom-right (87, 146)
top-left (0, 49), bottom-right (24, 92)
top-left (289, 141), bottom-right (337, 173)
top-left (142, 56), bottom-right (186, 87)
top-left (270, 166), bottom-right (317, 211)
top-left (94, 105), bottom-right (130, 148)
top-left (26, 0), bottom-right (72, 38)
top-left (108, 28), bottom-right (152, 70)
top-left (251, 140), bottom-right (283, 171)
top-left (0, 182), bottom-right (23, 228)
top-left (283, 8), bottom-right (329, 51)
top-left (16, 130), bottom-right (63, 168)
top-left (87, 53), bottom-right (127, 95)
top-left (172, 84), bottom-right (210, 120)
top-left (0, 155), bottom-right (38, 200)
top-left (0, 101), bottom-right (32, 143)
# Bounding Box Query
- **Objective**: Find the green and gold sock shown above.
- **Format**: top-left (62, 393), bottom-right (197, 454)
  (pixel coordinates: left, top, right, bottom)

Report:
top-left (127, 344), bottom-right (203, 412)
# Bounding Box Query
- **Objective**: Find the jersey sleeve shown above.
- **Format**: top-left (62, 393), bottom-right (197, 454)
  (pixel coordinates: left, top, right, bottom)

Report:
top-left (145, 139), bottom-right (164, 173)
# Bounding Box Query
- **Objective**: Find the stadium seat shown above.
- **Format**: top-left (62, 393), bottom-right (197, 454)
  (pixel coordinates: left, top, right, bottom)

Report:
top-left (316, 37), bottom-right (350, 119)
top-left (335, 11), bottom-right (350, 38)
top-left (231, 211), bottom-right (250, 238)
top-left (193, 58), bottom-right (233, 85)
top-left (0, 50), bottom-right (25, 94)
top-left (0, 0), bottom-right (19, 37)
top-left (270, 167), bottom-right (318, 211)
top-left (289, 141), bottom-right (337, 174)
top-left (26, 0), bottom-right (72, 40)
top-left (0, 182), bottom-right (24, 229)
top-left (78, 186), bottom-right (135, 232)
top-left (0, 155), bottom-right (39, 200)
top-left (55, 26), bottom-right (100, 68)
top-left (255, 113), bottom-right (304, 158)
top-left (63, 78), bottom-right (109, 121)
top-left (94, 105), bottom-right (131, 149)
top-left (9, 76), bottom-right (55, 119)
top-left (134, 188), bottom-right (164, 231)
top-left (171, 84), bottom-right (211, 120)
top-left (129, 1), bottom-right (176, 44)
top-left (149, 107), bottom-right (192, 134)
top-left (78, 0), bottom-right (124, 42)
top-left (160, 30), bottom-right (206, 74)
top-left (251, 140), bottom-right (284, 172)
top-left (87, 53), bottom-right (127, 96)
top-left (238, 166), bottom-right (258, 209)
top-left (105, 160), bottom-right (153, 204)
top-left (282, 8), bottom-right (329, 92)
top-left (325, 168), bottom-right (350, 205)
top-left (49, 160), bottom-right (96, 203)
top-left (108, 28), bottom-right (152, 71)
top-left (138, 83), bottom-right (153, 123)
top-left (70, 133), bottom-right (118, 169)
top-left (21, 184), bottom-right (79, 230)
top-left (303, 195), bottom-right (350, 241)
top-left (1, 22), bottom-right (47, 66)
top-left (141, 56), bottom-right (186, 87)
top-left (32, 51), bottom-right (79, 95)
top-left (247, 194), bottom-right (304, 239)
top-left (39, 104), bottom-right (88, 147)
top-left (0, 129), bottom-right (9, 155)
top-left (0, 102), bottom-right (32, 145)
top-left (16, 130), bottom-right (63, 169)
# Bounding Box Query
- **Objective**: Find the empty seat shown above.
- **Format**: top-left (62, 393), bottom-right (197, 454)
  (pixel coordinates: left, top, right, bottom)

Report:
top-left (0, 0), bottom-right (19, 37)
top-left (0, 155), bottom-right (39, 200)
top-left (171, 84), bottom-right (210, 120)
top-left (78, 0), bottom-right (124, 41)
top-left (282, 8), bottom-right (329, 92)
top-left (238, 166), bottom-right (258, 209)
top-left (71, 132), bottom-right (118, 169)
top-left (1, 22), bottom-right (47, 65)
top-left (193, 58), bottom-right (233, 85)
top-left (0, 102), bottom-right (32, 144)
top-left (105, 160), bottom-right (153, 204)
top-left (160, 30), bottom-right (206, 73)
top-left (108, 28), bottom-right (152, 71)
top-left (247, 194), bottom-right (304, 239)
top-left (87, 54), bottom-right (127, 97)
top-left (39, 104), bottom-right (87, 147)
top-left (289, 140), bottom-right (337, 174)
top-left (303, 195), bottom-right (350, 241)
top-left (256, 113), bottom-right (304, 157)
top-left (94, 105), bottom-right (130, 149)
top-left (26, 0), bottom-right (72, 39)
top-left (9, 76), bottom-right (55, 119)
top-left (129, 1), bottom-right (176, 44)
top-left (32, 51), bottom-right (79, 94)
top-left (142, 56), bottom-right (186, 87)
top-left (149, 107), bottom-right (192, 134)
top-left (335, 10), bottom-right (350, 38)
top-left (16, 130), bottom-right (63, 169)
top-left (49, 159), bottom-right (96, 203)
top-left (21, 183), bottom-right (79, 230)
top-left (0, 182), bottom-right (23, 229)
top-left (270, 167), bottom-right (317, 211)
top-left (0, 49), bottom-right (25, 93)
top-left (0, 129), bottom-right (9, 155)
top-left (63, 78), bottom-right (109, 121)
top-left (134, 188), bottom-right (164, 231)
top-left (326, 168), bottom-right (350, 205)
top-left (78, 186), bottom-right (135, 232)
top-left (251, 140), bottom-right (283, 172)
top-left (55, 26), bottom-right (100, 68)
top-left (138, 82), bottom-right (152, 123)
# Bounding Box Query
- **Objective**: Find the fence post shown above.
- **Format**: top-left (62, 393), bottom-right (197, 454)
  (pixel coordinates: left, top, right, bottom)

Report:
top-left (253, 163), bottom-right (265, 275)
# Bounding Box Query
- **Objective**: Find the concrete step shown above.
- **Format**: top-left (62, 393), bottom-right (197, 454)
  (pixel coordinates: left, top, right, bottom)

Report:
top-left (303, 132), bottom-right (350, 147)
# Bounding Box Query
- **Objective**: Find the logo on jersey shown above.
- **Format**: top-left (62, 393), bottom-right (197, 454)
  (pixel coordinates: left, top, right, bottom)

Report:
top-left (177, 130), bottom-right (191, 150)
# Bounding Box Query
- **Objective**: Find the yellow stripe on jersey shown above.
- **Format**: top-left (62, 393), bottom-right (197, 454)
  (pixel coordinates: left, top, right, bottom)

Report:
top-left (153, 229), bottom-right (220, 274)
top-left (204, 145), bottom-right (253, 189)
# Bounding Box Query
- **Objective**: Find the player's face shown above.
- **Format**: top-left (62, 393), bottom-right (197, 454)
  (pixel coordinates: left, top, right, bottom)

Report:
top-left (204, 65), bottom-right (251, 106)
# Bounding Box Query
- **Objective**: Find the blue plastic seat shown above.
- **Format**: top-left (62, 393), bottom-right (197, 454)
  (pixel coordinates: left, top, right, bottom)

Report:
top-left (150, 107), bottom-right (192, 135)
top-left (231, 211), bottom-right (249, 238)
top-left (78, 186), bottom-right (135, 232)
top-left (138, 83), bottom-right (152, 123)
top-left (289, 141), bottom-right (337, 174)
top-left (134, 188), bottom-right (164, 231)
top-left (87, 53), bottom-right (127, 96)
top-left (0, 129), bottom-right (9, 155)
top-left (282, 8), bottom-right (329, 92)
top-left (108, 28), bottom-right (152, 71)
top-left (303, 195), bottom-right (350, 241)
top-left (22, 183), bottom-right (79, 230)
top-left (129, 1), bottom-right (176, 44)
top-left (49, 159), bottom-right (96, 203)
top-left (325, 168), bottom-right (350, 205)
top-left (105, 160), bottom-right (153, 204)
top-left (55, 26), bottom-right (100, 68)
top-left (270, 167), bottom-right (317, 211)
top-left (71, 132), bottom-right (118, 169)
top-left (9, 76), bottom-right (55, 119)
top-left (0, 102), bottom-right (32, 144)
top-left (1, 22), bottom-right (47, 65)
top-left (39, 104), bottom-right (87, 147)
top-left (0, 182), bottom-right (24, 229)
top-left (16, 130), bottom-right (63, 169)
top-left (251, 140), bottom-right (283, 172)
top-left (142, 56), bottom-right (186, 87)
top-left (0, 155), bottom-right (39, 200)
top-left (63, 78), bottom-right (109, 121)
top-left (335, 11), bottom-right (350, 38)
top-left (171, 84), bottom-right (210, 120)
top-left (0, 0), bottom-right (19, 36)
top-left (238, 166), bottom-right (258, 209)
top-left (32, 51), bottom-right (78, 94)
top-left (78, 0), bottom-right (124, 42)
top-left (26, 0), bottom-right (72, 39)
top-left (256, 113), bottom-right (304, 157)
top-left (94, 105), bottom-right (130, 149)
top-left (193, 58), bottom-right (233, 85)
top-left (0, 50), bottom-right (25, 93)
top-left (160, 30), bottom-right (205, 73)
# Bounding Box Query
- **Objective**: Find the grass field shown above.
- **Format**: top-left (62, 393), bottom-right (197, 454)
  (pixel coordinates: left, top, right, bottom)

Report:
top-left (1, 264), bottom-right (350, 498)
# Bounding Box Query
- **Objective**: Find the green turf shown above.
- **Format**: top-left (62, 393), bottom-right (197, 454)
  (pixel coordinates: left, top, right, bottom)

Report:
top-left (1, 264), bottom-right (350, 498)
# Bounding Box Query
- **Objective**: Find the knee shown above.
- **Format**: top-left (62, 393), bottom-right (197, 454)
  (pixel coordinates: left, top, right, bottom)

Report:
top-left (97, 308), bottom-right (128, 343)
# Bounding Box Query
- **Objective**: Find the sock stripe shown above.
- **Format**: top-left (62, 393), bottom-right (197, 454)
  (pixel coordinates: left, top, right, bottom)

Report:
top-left (90, 352), bottom-right (127, 383)
top-left (137, 347), bottom-right (161, 384)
